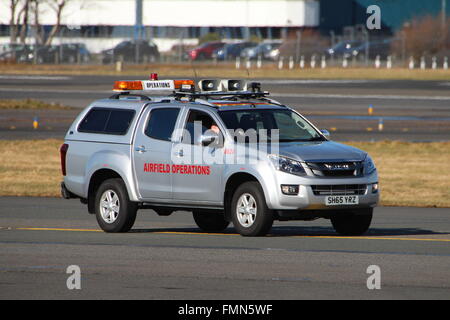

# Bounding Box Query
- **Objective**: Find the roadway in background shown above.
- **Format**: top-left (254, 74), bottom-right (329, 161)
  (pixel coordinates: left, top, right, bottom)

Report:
top-left (1, 75), bottom-right (450, 141)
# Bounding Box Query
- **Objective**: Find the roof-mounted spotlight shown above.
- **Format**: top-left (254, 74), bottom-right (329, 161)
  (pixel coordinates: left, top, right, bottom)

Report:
top-left (221, 79), bottom-right (246, 92)
top-left (198, 79), bottom-right (220, 92)
top-left (249, 82), bottom-right (262, 93)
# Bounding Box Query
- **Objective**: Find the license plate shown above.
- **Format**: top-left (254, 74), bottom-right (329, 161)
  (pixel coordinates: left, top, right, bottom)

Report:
top-left (325, 195), bottom-right (359, 206)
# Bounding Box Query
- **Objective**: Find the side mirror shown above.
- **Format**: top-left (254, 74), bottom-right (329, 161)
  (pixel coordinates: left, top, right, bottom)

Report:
top-left (320, 129), bottom-right (331, 139)
top-left (198, 131), bottom-right (222, 147)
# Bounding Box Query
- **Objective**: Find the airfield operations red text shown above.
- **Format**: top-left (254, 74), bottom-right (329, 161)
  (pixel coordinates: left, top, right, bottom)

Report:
top-left (144, 163), bottom-right (211, 175)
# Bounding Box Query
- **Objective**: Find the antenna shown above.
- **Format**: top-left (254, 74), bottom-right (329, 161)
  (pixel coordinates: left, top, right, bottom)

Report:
top-left (190, 62), bottom-right (198, 81)
top-left (244, 61), bottom-right (252, 80)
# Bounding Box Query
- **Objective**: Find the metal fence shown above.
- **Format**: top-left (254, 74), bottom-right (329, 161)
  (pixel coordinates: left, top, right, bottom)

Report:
top-left (1, 25), bottom-right (449, 70)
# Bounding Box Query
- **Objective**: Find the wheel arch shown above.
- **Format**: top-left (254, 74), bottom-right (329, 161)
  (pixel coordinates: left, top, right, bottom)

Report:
top-left (87, 169), bottom-right (125, 214)
top-left (223, 172), bottom-right (266, 222)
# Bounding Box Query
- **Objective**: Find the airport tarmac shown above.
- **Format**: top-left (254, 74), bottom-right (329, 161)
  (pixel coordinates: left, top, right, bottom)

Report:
top-left (0, 75), bottom-right (449, 141)
top-left (0, 197), bottom-right (449, 300)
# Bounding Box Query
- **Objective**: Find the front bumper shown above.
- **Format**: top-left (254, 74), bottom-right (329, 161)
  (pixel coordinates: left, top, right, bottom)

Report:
top-left (265, 171), bottom-right (379, 211)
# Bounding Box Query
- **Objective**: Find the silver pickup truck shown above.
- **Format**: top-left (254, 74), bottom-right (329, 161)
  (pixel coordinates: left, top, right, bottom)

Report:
top-left (61, 78), bottom-right (379, 236)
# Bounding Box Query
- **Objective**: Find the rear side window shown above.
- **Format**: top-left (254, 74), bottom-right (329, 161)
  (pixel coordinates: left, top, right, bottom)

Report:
top-left (78, 108), bottom-right (135, 135)
top-left (145, 108), bottom-right (180, 141)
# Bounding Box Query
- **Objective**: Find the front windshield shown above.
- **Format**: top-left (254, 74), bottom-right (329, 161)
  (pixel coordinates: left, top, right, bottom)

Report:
top-left (218, 109), bottom-right (324, 142)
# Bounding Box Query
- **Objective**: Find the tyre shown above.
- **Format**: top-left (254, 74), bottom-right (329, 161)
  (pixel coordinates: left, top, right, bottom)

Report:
top-left (95, 178), bottom-right (137, 233)
top-left (193, 211), bottom-right (229, 233)
top-left (231, 181), bottom-right (273, 236)
top-left (331, 209), bottom-right (373, 236)
top-left (197, 52), bottom-right (207, 60)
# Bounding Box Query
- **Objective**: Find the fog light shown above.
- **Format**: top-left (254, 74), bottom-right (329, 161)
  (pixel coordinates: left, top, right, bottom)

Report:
top-left (372, 183), bottom-right (379, 193)
top-left (281, 185), bottom-right (299, 195)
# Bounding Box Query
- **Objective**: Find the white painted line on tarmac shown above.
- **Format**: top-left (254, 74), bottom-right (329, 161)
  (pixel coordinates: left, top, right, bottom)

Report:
top-left (0, 87), bottom-right (449, 102)
top-left (0, 75), bottom-right (72, 81)
top-left (0, 87), bottom-right (108, 94)
top-left (261, 79), bottom-right (373, 85)
top-left (271, 92), bottom-right (450, 101)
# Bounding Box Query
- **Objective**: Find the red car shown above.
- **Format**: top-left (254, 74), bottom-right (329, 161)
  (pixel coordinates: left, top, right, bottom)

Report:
top-left (188, 41), bottom-right (225, 60)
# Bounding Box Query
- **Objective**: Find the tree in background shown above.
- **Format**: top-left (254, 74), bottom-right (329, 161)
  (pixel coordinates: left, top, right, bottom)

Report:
top-left (393, 15), bottom-right (450, 58)
top-left (9, 0), bottom-right (28, 43)
top-left (8, 0), bottom-right (68, 45)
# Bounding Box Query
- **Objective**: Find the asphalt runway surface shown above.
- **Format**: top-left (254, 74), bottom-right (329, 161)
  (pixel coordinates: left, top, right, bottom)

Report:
top-left (1, 75), bottom-right (450, 141)
top-left (0, 197), bottom-right (450, 300)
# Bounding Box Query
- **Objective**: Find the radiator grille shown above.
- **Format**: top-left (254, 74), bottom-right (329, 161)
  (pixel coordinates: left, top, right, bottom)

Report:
top-left (305, 161), bottom-right (364, 177)
top-left (311, 184), bottom-right (368, 196)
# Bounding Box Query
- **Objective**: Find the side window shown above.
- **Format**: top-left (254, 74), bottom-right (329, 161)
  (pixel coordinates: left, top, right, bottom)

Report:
top-left (183, 110), bottom-right (221, 145)
top-left (78, 109), bottom-right (110, 133)
top-left (145, 108), bottom-right (180, 141)
top-left (104, 109), bottom-right (136, 135)
top-left (78, 108), bottom-right (135, 135)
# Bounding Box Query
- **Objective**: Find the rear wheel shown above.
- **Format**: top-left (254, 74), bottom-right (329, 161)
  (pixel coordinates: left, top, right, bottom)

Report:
top-left (231, 182), bottom-right (273, 236)
top-left (197, 52), bottom-right (207, 60)
top-left (95, 178), bottom-right (137, 233)
top-left (331, 209), bottom-right (373, 236)
top-left (193, 211), bottom-right (229, 233)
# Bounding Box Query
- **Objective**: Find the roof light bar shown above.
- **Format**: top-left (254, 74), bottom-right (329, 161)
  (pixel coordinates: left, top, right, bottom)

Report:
top-left (113, 79), bottom-right (195, 92)
top-left (113, 81), bottom-right (143, 92)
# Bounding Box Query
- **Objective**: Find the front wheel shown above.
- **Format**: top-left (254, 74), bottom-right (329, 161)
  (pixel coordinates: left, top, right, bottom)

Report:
top-left (95, 178), bottom-right (137, 233)
top-left (193, 211), bottom-right (229, 233)
top-left (231, 182), bottom-right (273, 236)
top-left (330, 209), bottom-right (373, 236)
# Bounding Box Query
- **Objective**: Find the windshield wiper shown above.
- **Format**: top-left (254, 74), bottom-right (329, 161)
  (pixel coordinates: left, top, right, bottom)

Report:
top-left (305, 136), bottom-right (326, 142)
top-left (279, 137), bottom-right (325, 142)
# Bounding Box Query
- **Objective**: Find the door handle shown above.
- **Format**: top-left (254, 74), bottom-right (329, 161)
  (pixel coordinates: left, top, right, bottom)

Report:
top-left (174, 149), bottom-right (184, 157)
top-left (135, 145), bottom-right (146, 153)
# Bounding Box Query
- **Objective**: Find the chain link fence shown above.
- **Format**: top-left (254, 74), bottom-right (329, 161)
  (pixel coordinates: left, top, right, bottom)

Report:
top-left (1, 21), bottom-right (449, 70)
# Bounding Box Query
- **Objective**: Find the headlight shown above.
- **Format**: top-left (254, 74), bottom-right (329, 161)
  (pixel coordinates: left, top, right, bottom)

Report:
top-left (364, 155), bottom-right (376, 175)
top-left (269, 155), bottom-right (306, 176)
top-left (269, 49), bottom-right (279, 57)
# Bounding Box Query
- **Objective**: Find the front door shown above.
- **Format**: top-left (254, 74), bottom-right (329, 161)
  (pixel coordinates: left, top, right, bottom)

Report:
top-left (171, 108), bottom-right (224, 204)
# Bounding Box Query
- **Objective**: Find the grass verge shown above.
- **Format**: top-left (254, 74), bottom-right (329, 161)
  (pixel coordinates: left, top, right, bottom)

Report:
top-left (1, 63), bottom-right (450, 81)
top-left (0, 99), bottom-right (74, 110)
top-left (0, 139), bottom-right (449, 207)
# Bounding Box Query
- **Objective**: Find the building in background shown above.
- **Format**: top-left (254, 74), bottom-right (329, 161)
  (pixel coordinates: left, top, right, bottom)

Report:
top-left (0, 0), bottom-right (320, 53)
top-left (0, 0), bottom-right (448, 54)
top-left (320, 0), bottom-right (450, 34)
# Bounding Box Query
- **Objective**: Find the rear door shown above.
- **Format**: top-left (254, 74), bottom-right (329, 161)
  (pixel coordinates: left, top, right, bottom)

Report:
top-left (133, 106), bottom-right (182, 200)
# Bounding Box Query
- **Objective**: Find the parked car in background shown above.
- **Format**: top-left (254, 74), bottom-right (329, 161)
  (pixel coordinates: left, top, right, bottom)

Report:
top-left (0, 44), bottom-right (30, 63)
top-left (240, 41), bottom-right (282, 60)
top-left (0, 44), bottom-right (51, 63)
top-left (0, 43), bottom-right (91, 64)
top-left (326, 40), bottom-right (364, 59)
top-left (212, 42), bottom-right (258, 60)
top-left (350, 39), bottom-right (395, 60)
top-left (167, 43), bottom-right (196, 61)
top-left (102, 40), bottom-right (160, 64)
top-left (272, 38), bottom-right (329, 61)
top-left (0, 43), bottom-right (25, 55)
top-left (57, 43), bottom-right (91, 63)
top-left (188, 41), bottom-right (225, 60)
